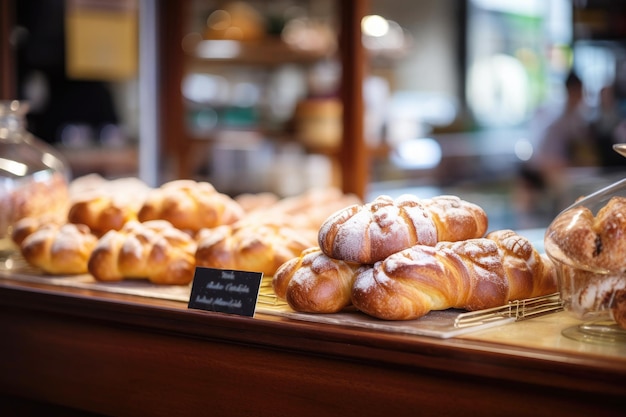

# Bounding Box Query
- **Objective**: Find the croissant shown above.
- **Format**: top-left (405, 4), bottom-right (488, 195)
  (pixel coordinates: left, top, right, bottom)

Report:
top-left (272, 247), bottom-right (368, 313)
top-left (88, 220), bottom-right (197, 285)
top-left (351, 229), bottom-right (557, 320)
top-left (195, 222), bottom-right (314, 276)
top-left (318, 194), bottom-right (488, 264)
top-left (19, 223), bottom-right (98, 275)
top-left (138, 180), bottom-right (244, 232)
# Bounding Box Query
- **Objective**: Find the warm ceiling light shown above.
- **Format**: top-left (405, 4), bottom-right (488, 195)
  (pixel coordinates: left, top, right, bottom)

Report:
top-left (361, 15), bottom-right (389, 37)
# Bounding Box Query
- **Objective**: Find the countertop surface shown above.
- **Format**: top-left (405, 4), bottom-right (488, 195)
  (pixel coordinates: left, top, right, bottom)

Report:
top-left (1, 269), bottom-right (624, 417)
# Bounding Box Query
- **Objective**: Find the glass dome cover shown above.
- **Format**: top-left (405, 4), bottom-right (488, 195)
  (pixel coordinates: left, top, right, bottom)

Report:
top-left (0, 100), bottom-right (70, 265)
top-left (544, 162), bottom-right (626, 322)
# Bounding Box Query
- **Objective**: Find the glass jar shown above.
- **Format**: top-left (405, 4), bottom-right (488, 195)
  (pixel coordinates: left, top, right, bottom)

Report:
top-left (0, 100), bottom-right (71, 269)
top-left (544, 167), bottom-right (626, 344)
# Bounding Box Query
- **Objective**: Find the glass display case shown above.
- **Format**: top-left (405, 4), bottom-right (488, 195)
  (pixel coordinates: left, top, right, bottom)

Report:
top-left (0, 100), bottom-right (70, 269)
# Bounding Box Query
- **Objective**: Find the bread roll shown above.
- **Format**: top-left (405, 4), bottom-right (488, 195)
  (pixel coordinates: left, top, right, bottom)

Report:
top-left (195, 222), bottom-right (314, 276)
top-left (546, 196), bottom-right (626, 271)
top-left (272, 247), bottom-right (368, 313)
top-left (20, 223), bottom-right (98, 275)
top-left (6, 171), bottom-right (69, 228)
top-left (138, 180), bottom-right (244, 232)
top-left (351, 229), bottom-right (556, 320)
top-left (88, 220), bottom-right (197, 285)
top-left (238, 187), bottom-right (362, 234)
top-left (11, 215), bottom-right (64, 246)
top-left (422, 195), bottom-right (489, 242)
top-left (318, 194), bottom-right (487, 264)
top-left (67, 176), bottom-right (152, 236)
top-left (68, 196), bottom-right (137, 236)
top-left (266, 187), bottom-right (362, 231)
top-left (235, 192), bottom-right (280, 213)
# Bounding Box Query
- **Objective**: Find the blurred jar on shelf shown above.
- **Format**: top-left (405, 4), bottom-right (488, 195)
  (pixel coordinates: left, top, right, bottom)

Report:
top-left (293, 97), bottom-right (342, 151)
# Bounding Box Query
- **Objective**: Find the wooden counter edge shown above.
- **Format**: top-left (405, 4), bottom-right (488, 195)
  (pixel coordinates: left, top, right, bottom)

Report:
top-left (0, 276), bottom-right (624, 397)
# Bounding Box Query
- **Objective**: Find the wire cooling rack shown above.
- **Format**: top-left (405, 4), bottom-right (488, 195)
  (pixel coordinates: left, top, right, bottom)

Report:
top-left (454, 293), bottom-right (563, 328)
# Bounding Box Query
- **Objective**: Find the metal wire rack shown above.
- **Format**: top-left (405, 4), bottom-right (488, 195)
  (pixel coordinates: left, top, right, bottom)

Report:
top-left (454, 293), bottom-right (563, 328)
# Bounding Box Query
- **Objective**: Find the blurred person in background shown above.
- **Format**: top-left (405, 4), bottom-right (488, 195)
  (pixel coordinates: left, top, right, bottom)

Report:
top-left (591, 84), bottom-right (626, 169)
top-left (531, 71), bottom-right (597, 182)
top-left (514, 71), bottom-right (597, 226)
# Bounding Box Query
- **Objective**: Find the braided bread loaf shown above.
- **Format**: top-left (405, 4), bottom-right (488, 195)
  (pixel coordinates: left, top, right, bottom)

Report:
top-left (318, 194), bottom-right (488, 264)
top-left (88, 220), bottom-right (197, 285)
top-left (272, 247), bottom-right (368, 313)
top-left (138, 180), bottom-right (244, 232)
top-left (351, 229), bottom-right (557, 320)
top-left (195, 222), bottom-right (314, 276)
top-left (19, 223), bottom-right (98, 275)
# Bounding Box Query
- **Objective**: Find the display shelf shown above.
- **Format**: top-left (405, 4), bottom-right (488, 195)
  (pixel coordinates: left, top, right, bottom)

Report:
top-left (185, 37), bottom-right (332, 68)
top-left (58, 144), bottom-right (139, 178)
top-left (159, 0), bottom-right (369, 198)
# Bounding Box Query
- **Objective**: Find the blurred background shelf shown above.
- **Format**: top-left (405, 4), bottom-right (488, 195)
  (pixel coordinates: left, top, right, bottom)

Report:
top-left (58, 144), bottom-right (138, 178)
top-left (185, 38), bottom-right (332, 67)
top-left (3, 0), bottom-right (626, 229)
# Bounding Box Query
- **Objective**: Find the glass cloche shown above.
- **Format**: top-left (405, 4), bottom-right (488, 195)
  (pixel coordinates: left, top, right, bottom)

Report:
top-left (0, 100), bottom-right (70, 268)
top-left (544, 145), bottom-right (626, 343)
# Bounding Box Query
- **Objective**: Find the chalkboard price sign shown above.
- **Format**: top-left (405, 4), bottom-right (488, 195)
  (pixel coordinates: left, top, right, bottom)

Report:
top-left (188, 267), bottom-right (263, 317)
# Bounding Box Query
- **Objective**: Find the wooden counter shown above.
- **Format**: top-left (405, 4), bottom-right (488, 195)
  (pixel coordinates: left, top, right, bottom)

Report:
top-left (0, 275), bottom-right (624, 417)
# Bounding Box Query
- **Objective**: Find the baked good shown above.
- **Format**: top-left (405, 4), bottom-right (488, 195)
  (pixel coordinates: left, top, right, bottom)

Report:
top-left (88, 220), bottom-right (197, 285)
top-left (11, 215), bottom-right (65, 246)
top-left (2, 172), bottom-right (69, 240)
top-left (611, 289), bottom-right (626, 329)
top-left (281, 187), bottom-right (361, 232)
top-left (138, 180), bottom-right (244, 232)
top-left (545, 196), bottom-right (626, 271)
top-left (195, 222), bottom-right (315, 276)
top-left (351, 229), bottom-right (556, 320)
top-left (242, 187), bottom-right (362, 232)
top-left (570, 274), bottom-right (626, 317)
top-left (68, 196), bottom-right (138, 236)
top-left (272, 247), bottom-right (368, 313)
top-left (545, 196), bottom-right (626, 319)
top-left (19, 223), bottom-right (98, 275)
top-left (67, 176), bottom-right (152, 236)
top-left (421, 195), bottom-right (489, 242)
top-left (68, 173), bottom-right (110, 196)
top-left (235, 192), bottom-right (280, 213)
top-left (318, 194), bottom-right (488, 264)
top-left (487, 229), bottom-right (558, 299)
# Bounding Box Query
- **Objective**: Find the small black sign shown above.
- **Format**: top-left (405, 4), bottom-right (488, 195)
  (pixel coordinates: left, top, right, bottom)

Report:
top-left (188, 267), bottom-right (263, 317)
